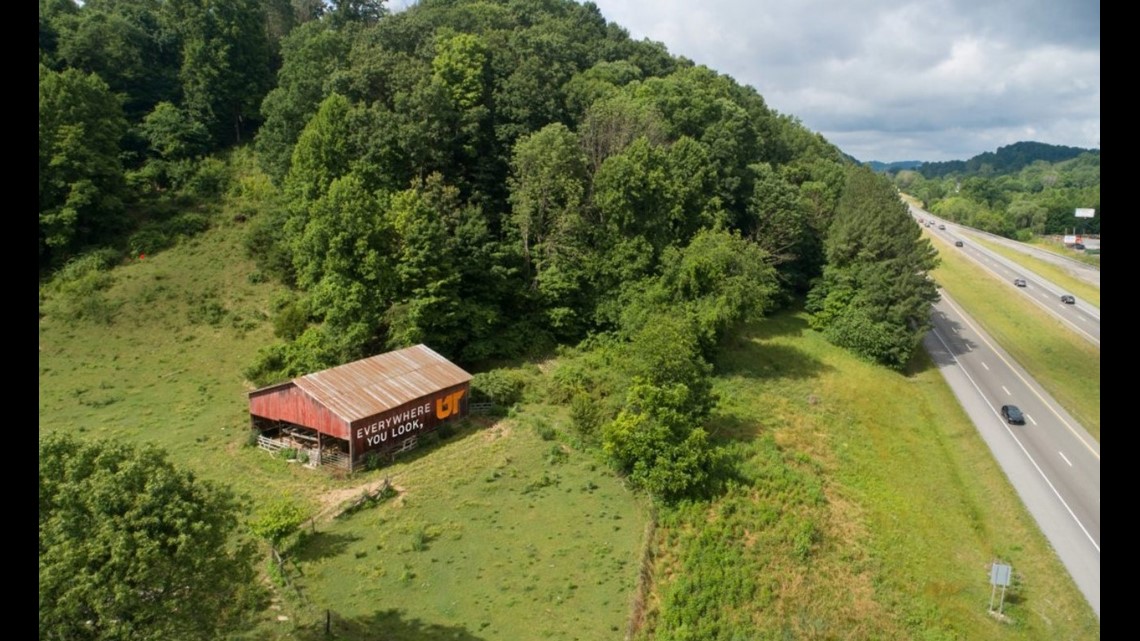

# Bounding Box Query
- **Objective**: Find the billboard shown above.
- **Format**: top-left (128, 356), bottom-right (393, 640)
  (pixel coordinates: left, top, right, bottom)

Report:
top-left (1075, 208), bottom-right (1095, 218)
top-left (1063, 235), bottom-right (1077, 244)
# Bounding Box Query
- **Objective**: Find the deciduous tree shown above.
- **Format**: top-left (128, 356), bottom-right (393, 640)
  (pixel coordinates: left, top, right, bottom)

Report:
top-left (39, 433), bottom-right (259, 641)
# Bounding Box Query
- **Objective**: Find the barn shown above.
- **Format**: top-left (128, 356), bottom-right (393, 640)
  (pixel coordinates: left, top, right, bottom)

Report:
top-left (248, 344), bottom-right (472, 471)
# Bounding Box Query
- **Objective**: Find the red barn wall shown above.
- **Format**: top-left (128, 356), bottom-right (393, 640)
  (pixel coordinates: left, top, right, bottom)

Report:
top-left (249, 384), bottom-right (350, 440)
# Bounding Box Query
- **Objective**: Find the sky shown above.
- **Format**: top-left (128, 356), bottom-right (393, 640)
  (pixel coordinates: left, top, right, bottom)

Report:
top-left (389, 0), bottom-right (1100, 164)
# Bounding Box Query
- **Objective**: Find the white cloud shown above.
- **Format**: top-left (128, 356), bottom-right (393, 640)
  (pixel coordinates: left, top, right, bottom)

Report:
top-left (586, 0), bottom-right (1100, 162)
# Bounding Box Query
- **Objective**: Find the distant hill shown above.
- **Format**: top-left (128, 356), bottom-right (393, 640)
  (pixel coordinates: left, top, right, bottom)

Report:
top-left (864, 160), bottom-right (923, 173)
top-left (916, 141), bottom-right (1098, 179)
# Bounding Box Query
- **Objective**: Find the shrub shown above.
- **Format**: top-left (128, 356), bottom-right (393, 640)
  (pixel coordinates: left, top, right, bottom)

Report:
top-left (180, 157), bottom-right (231, 200)
top-left (532, 418), bottom-right (556, 441)
top-left (471, 369), bottom-right (525, 407)
top-left (128, 227), bottom-right (172, 256)
top-left (163, 212), bottom-right (211, 238)
top-left (272, 298), bottom-right (310, 341)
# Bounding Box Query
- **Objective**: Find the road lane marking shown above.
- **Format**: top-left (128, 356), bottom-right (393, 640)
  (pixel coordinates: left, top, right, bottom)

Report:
top-left (929, 323), bottom-right (1099, 551)
top-left (1027, 414), bottom-right (1037, 426)
top-left (939, 293), bottom-right (1099, 459)
top-left (982, 361), bottom-right (989, 370)
top-left (1059, 451), bottom-right (1073, 467)
top-left (1002, 385), bottom-right (1011, 395)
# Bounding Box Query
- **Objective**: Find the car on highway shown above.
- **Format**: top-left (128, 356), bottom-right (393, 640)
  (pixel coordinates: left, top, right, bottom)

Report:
top-left (1000, 405), bottom-right (1025, 425)
top-left (1014, 278), bottom-right (1027, 287)
top-left (1060, 294), bottom-right (1076, 304)
top-left (938, 224), bottom-right (946, 230)
top-left (1073, 243), bottom-right (1085, 250)
top-left (954, 240), bottom-right (964, 247)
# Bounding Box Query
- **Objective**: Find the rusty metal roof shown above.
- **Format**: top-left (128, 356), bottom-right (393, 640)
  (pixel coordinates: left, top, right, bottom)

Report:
top-left (290, 344), bottom-right (472, 422)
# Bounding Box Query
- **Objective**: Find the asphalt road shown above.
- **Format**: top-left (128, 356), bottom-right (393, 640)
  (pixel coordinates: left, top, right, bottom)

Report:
top-left (904, 204), bottom-right (1103, 619)
top-left (925, 292), bottom-right (1099, 617)
top-left (909, 207), bottom-right (1100, 348)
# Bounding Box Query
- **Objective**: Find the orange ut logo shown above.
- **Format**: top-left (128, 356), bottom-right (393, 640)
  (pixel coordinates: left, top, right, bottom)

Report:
top-left (436, 390), bottom-right (466, 419)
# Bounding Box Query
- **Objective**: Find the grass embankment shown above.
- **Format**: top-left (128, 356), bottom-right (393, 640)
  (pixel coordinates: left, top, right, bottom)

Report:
top-left (923, 230), bottom-right (1100, 441)
top-left (627, 314), bottom-right (1098, 640)
top-left (1026, 237), bottom-right (1101, 269)
top-left (966, 235), bottom-right (1100, 308)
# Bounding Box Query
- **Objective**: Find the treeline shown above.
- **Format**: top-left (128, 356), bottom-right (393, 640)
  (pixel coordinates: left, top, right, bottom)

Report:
top-left (891, 142), bottom-right (1100, 239)
top-left (914, 141), bottom-right (1095, 179)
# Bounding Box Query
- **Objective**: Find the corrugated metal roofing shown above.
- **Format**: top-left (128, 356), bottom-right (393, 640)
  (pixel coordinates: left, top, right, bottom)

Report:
top-left (291, 344), bottom-right (472, 422)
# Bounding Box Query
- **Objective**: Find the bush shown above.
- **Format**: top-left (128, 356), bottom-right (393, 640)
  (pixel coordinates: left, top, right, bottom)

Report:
top-left (128, 226), bottom-right (172, 256)
top-left (163, 212), bottom-right (211, 238)
top-left (180, 157), bottom-right (231, 200)
top-left (272, 298), bottom-right (310, 341)
top-left (471, 369), bottom-right (526, 407)
top-left (570, 391), bottom-right (606, 437)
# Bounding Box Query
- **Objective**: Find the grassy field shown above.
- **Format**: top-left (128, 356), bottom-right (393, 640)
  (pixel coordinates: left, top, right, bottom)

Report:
top-left (38, 173), bottom-right (1098, 639)
top-left (923, 229), bottom-right (1100, 441)
top-left (966, 235), bottom-right (1100, 308)
top-left (629, 312), bottom-right (1100, 639)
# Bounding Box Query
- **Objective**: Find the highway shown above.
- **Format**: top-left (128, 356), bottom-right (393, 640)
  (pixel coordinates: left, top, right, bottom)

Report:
top-left (925, 291), bottom-right (1099, 617)
top-left (907, 202), bottom-right (1100, 617)
top-left (909, 206), bottom-right (1100, 348)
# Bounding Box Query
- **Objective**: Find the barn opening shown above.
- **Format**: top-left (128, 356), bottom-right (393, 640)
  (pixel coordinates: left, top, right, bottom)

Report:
top-left (248, 344), bottom-right (472, 472)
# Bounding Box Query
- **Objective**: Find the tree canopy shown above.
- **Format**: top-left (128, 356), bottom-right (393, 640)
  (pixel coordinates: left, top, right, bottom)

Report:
top-left (39, 433), bottom-right (259, 641)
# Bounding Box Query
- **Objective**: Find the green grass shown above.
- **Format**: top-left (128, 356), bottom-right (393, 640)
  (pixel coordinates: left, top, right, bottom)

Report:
top-left (966, 235), bottom-right (1100, 308)
top-left (924, 230), bottom-right (1100, 441)
top-left (630, 312), bottom-right (1098, 639)
top-left (1026, 237), bottom-right (1101, 268)
top-left (273, 413), bottom-right (647, 641)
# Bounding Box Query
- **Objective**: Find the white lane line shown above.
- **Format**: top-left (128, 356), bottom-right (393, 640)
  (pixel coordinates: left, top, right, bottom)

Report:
top-left (1027, 414), bottom-right (1037, 426)
top-left (939, 293), bottom-right (1099, 459)
top-left (981, 361), bottom-right (989, 370)
top-left (1059, 451), bottom-right (1073, 467)
top-left (928, 323), bottom-right (1099, 552)
top-left (1002, 385), bottom-right (1010, 395)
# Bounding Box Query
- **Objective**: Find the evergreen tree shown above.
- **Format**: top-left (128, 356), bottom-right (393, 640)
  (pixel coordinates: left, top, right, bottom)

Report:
top-left (807, 166), bottom-right (940, 369)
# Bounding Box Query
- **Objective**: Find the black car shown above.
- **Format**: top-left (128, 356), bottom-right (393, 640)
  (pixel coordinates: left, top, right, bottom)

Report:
top-left (1060, 294), bottom-right (1076, 304)
top-left (1013, 278), bottom-right (1027, 287)
top-left (954, 240), bottom-right (963, 247)
top-left (1073, 243), bottom-right (1085, 250)
top-left (938, 224), bottom-right (946, 230)
top-left (1000, 405), bottom-right (1025, 425)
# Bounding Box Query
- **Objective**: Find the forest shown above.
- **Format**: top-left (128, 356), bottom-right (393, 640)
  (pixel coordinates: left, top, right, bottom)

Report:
top-left (40, 0), bottom-right (940, 375)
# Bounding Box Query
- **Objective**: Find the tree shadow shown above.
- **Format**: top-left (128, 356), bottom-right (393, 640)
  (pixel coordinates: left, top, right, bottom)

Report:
top-left (905, 308), bottom-right (979, 376)
top-left (292, 531), bottom-right (361, 563)
top-left (291, 608), bottom-right (489, 641)
top-left (714, 321), bottom-right (829, 381)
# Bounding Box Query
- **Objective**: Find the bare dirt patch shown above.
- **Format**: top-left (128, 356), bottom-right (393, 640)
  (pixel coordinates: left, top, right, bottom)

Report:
top-left (312, 477), bottom-right (405, 523)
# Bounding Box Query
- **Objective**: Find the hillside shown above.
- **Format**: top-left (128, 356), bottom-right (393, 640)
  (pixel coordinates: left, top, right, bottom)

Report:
top-left (915, 141), bottom-right (1098, 178)
top-left (38, 1), bottom-right (1099, 638)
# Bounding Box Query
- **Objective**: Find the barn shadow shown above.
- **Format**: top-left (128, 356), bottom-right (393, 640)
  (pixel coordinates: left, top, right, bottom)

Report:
top-left (291, 608), bottom-right (488, 641)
